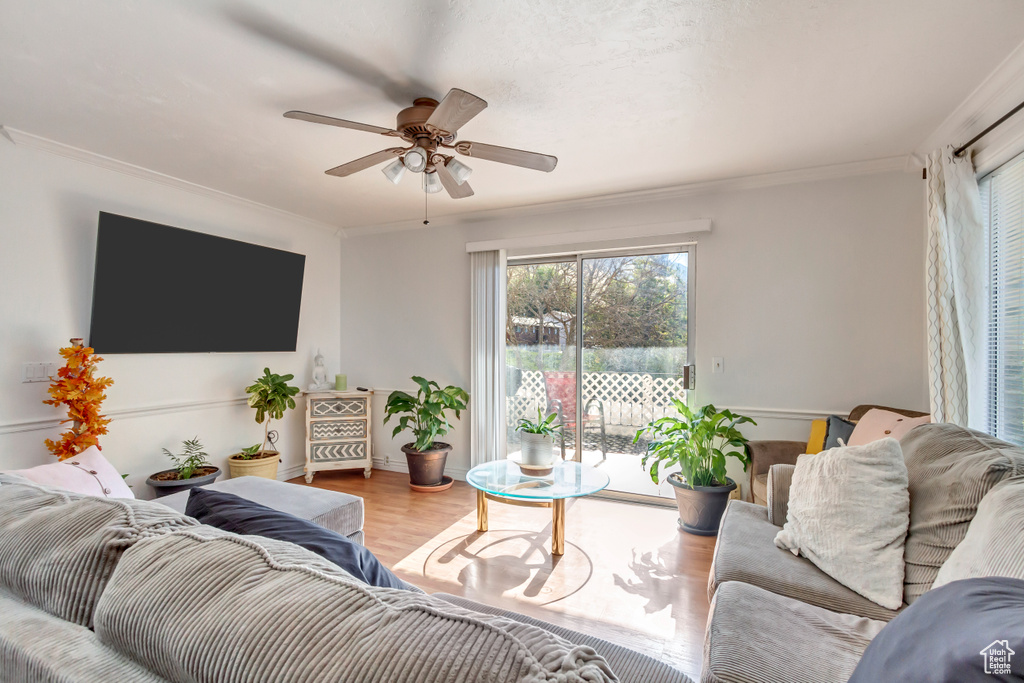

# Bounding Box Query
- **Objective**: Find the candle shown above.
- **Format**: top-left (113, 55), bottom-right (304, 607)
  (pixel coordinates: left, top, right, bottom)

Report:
top-left (335, 374), bottom-right (347, 391)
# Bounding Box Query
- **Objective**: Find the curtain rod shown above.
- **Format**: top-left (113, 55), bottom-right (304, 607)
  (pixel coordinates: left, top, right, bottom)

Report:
top-left (954, 99), bottom-right (1024, 157)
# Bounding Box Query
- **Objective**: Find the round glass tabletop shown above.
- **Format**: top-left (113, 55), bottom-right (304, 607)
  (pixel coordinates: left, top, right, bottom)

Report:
top-left (466, 459), bottom-right (610, 500)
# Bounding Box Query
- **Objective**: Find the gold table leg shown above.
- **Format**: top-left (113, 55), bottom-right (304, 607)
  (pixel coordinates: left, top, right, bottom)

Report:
top-left (477, 489), bottom-right (488, 532)
top-left (552, 498), bottom-right (565, 556)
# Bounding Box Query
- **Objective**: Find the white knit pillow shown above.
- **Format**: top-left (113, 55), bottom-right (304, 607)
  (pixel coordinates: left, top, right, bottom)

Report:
top-left (774, 437), bottom-right (910, 609)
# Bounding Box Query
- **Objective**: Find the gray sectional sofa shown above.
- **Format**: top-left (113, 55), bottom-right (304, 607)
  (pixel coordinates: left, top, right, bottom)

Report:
top-left (0, 472), bottom-right (691, 683)
top-left (701, 423), bottom-right (1024, 683)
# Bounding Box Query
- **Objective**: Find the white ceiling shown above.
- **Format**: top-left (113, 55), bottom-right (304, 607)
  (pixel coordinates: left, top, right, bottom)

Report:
top-left (2, 0), bottom-right (1024, 230)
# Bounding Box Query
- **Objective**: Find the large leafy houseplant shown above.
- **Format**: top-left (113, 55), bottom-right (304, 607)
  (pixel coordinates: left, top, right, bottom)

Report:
top-left (635, 400), bottom-right (755, 487)
top-left (244, 368), bottom-right (300, 456)
top-left (384, 377), bottom-right (469, 452)
top-left (634, 400), bottom-right (755, 536)
top-left (385, 377), bottom-right (468, 488)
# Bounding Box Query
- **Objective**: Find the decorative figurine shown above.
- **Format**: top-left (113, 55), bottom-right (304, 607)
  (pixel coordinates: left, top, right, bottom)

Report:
top-left (308, 349), bottom-right (332, 391)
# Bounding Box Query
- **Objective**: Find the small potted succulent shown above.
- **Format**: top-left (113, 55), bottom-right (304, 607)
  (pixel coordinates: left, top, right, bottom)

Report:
top-left (228, 368), bottom-right (299, 479)
top-left (515, 408), bottom-right (562, 468)
top-left (146, 437), bottom-right (220, 497)
top-left (634, 401), bottom-right (756, 536)
top-left (384, 377), bottom-right (469, 488)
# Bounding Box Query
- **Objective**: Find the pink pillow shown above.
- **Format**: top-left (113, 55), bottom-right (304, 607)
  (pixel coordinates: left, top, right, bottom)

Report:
top-left (5, 446), bottom-right (134, 499)
top-left (847, 409), bottom-right (931, 447)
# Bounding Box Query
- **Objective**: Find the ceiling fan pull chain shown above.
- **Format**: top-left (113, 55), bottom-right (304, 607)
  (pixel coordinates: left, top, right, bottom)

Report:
top-left (423, 187), bottom-right (429, 225)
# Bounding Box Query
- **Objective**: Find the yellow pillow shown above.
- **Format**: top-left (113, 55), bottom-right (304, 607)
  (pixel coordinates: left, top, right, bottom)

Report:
top-left (806, 419), bottom-right (828, 454)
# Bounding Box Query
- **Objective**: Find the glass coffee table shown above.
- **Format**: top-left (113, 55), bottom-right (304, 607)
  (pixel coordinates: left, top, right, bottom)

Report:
top-left (466, 459), bottom-right (610, 556)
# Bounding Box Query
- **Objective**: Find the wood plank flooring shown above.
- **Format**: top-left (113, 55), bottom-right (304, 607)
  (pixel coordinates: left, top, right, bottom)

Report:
top-left (291, 469), bottom-right (716, 681)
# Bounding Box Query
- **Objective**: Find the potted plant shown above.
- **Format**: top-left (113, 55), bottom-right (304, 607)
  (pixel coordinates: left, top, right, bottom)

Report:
top-left (229, 368), bottom-right (299, 479)
top-left (634, 401), bottom-right (756, 536)
top-left (146, 437), bottom-right (220, 497)
top-left (515, 408), bottom-right (562, 468)
top-left (384, 377), bottom-right (469, 488)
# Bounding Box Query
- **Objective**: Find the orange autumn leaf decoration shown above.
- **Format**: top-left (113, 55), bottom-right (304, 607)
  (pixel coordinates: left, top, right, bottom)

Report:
top-left (43, 339), bottom-right (114, 460)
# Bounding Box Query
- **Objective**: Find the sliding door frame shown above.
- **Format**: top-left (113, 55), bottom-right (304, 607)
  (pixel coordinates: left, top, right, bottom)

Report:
top-left (508, 243), bottom-right (696, 506)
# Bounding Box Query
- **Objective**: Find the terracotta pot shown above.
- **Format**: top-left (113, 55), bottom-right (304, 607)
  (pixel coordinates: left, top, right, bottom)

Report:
top-left (520, 432), bottom-right (554, 467)
top-left (227, 450), bottom-right (280, 480)
top-left (669, 476), bottom-right (737, 536)
top-left (401, 442), bottom-right (451, 487)
top-left (146, 467), bottom-right (221, 498)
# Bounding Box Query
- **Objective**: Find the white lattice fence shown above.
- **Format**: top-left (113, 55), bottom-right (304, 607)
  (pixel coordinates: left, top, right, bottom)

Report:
top-left (508, 370), bottom-right (687, 428)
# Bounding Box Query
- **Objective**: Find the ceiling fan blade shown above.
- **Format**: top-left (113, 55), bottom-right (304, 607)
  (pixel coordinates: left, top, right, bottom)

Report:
top-left (434, 162), bottom-right (474, 199)
top-left (284, 111), bottom-right (396, 136)
top-left (325, 148), bottom-right (404, 177)
top-left (227, 6), bottom-right (434, 107)
top-left (425, 89), bottom-right (488, 136)
top-left (455, 141), bottom-right (557, 172)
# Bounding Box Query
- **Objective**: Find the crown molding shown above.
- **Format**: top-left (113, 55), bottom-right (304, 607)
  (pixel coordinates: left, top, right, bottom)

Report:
top-left (0, 126), bottom-right (345, 237)
top-left (343, 155), bottom-right (910, 238)
top-left (917, 39), bottom-right (1024, 169)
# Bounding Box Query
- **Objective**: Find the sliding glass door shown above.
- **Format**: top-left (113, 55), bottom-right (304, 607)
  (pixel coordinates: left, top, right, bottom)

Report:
top-left (505, 247), bottom-right (693, 502)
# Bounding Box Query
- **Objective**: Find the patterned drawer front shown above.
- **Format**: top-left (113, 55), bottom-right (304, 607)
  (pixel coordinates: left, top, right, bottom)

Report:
top-left (310, 398), bottom-right (367, 418)
top-left (311, 420), bottom-right (367, 441)
top-left (310, 442), bottom-right (367, 462)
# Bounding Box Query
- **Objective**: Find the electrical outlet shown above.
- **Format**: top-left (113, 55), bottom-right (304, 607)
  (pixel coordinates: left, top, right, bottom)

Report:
top-left (712, 357), bottom-right (724, 374)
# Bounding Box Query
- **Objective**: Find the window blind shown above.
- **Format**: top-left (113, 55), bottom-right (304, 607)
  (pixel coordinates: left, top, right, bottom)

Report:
top-left (984, 152), bottom-right (1024, 445)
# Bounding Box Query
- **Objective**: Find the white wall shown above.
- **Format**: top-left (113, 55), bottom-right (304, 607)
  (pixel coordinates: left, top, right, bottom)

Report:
top-left (0, 142), bottom-right (342, 496)
top-left (340, 169), bottom-right (928, 493)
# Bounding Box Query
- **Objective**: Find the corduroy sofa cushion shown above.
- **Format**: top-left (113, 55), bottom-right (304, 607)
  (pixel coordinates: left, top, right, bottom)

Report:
top-left (95, 526), bottom-right (617, 683)
top-left (701, 580), bottom-right (886, 683)
top-left (0, 475), bottom-right (198, 627)
top-left (0, 588), bottom-right (166, 683)
top-left (900, 424), bottom-right (1024, 603)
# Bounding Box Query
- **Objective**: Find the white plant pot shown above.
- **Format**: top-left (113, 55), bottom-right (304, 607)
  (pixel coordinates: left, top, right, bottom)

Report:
top-left (520, 432), bottom-right (554, 467)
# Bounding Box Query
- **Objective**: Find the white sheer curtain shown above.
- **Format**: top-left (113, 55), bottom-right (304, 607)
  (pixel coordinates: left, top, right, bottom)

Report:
top-left (469, 249), bottom-right (507, 467)
top-left (925, 146), bottom-right (987, 427)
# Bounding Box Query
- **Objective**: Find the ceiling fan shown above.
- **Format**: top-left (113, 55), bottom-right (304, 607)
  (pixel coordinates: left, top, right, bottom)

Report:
top-left (284, 88), bottom-right (557, 199)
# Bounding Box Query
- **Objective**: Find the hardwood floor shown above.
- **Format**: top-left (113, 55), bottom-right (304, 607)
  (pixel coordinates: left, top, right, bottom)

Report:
top-left (291, 469), bottom-right (716, 680)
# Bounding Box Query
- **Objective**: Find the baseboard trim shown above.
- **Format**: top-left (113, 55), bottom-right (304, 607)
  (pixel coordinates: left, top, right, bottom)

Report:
top-left (0, 397), bottom-right (249, 436)
top-left (277, 463), bottom-right (306, 482)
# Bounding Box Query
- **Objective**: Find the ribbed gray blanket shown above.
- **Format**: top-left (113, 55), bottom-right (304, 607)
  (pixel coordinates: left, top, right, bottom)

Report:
top-left (95, 526), bottom-right (620, 682)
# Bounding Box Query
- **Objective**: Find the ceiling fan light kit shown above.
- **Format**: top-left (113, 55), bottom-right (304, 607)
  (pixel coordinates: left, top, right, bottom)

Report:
top-left (445, 157), bottom-right (473, 185)
top-left (382, 158), bottom-right (406, 184)
top-left (402, 146), bottom-right (428, 173)
top-left (422, 171), bottom-right (443, 194)
top-left (283, 88), bottom-right (557, 204)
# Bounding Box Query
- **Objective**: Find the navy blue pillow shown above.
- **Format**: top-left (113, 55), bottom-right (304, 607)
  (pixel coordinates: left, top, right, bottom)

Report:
top-left (824, 415), bottom-right (856, 449)
top-left (849, 577), bottom-right (1024, 682)
top-left (185, 487), bottom-right (415, 591)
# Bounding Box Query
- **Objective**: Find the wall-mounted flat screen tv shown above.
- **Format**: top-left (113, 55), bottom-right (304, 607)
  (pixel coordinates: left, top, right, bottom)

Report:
top-left (88, 212), bottom-right (305, 353)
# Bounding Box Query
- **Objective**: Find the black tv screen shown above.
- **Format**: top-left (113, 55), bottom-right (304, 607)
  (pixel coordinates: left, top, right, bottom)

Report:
top-left (89, 212), bottom-right (305, 353)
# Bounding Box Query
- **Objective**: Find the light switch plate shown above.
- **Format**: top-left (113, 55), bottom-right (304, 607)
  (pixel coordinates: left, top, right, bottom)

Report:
top-left (21, 362), bottom-right (55, 383)
top-left (712, 357), bottom-right (724, 374)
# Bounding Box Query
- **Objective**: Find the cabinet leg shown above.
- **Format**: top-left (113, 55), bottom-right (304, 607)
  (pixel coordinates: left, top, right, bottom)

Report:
top-left (304, 471), bottom-right (314, 484)
top-left (476, 490), bottom-right (488, 532)
top-left (363, 467), bottom-right (372, 479)
top-left (552, 498), bottom-right (565, 556)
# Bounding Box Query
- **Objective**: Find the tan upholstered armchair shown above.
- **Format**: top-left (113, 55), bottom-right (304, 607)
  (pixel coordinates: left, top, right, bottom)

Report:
top-left (746, 404), bottom-right (929, 507)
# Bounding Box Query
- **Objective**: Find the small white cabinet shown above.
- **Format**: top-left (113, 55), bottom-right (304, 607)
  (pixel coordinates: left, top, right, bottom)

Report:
top-left (303, 390), bottom-right (373, 483)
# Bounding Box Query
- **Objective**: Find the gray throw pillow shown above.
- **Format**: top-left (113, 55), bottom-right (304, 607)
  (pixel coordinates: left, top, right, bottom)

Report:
top-left (933, 475), bottom-right (1024, 587)
top-left (824, 415), bottom-right (856, 449)
top-left (901, 424), bottom-right (1024, 603)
